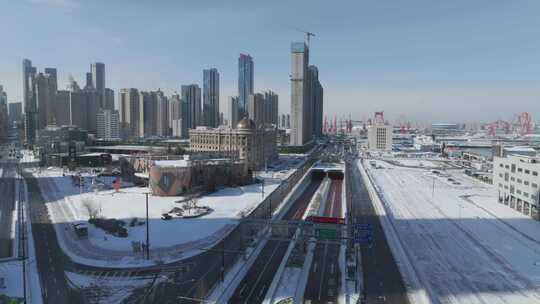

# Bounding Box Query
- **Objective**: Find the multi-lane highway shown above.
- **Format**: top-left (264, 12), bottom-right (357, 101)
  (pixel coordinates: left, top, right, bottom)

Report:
top-left (25, 174), bottom-right (84, 304)
top-left (347, 160), bottom-right (409, 304)
top-left (228, 174), bottom-right (324, 303)
top-left (0, 163), bottom-right (15, 258)
top-left (304, 176), bottom-right (343, 303)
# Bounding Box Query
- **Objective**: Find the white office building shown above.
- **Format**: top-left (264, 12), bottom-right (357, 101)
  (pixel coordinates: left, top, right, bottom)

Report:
top-left (493, 154), bottom-right (540, 220)
top-left (367, 123), bottom-right (393, 151)
top-left (96, 109), bottom-right (120, 140)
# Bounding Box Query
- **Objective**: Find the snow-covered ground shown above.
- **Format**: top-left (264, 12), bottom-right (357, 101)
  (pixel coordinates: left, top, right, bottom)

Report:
top-left (363, 159), bottom-right (540, 304)
top-left (391, 158), bottom-right (444, 168)
top-left (66, 271), bottom-right (157, 304)
top-left (33, 167), bottom-right (287, 267)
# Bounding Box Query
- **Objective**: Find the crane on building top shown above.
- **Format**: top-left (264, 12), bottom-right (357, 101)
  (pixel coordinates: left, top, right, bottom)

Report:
top-left (295, 28), bottom-right (316, 48)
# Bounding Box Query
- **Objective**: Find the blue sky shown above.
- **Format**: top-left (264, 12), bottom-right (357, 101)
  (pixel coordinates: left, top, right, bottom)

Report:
top-left (1, 0), bottom-right (540, 123)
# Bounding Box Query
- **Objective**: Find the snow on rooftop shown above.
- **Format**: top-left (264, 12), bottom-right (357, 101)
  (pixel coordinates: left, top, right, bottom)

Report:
top-left (504, 146), bottom-right (536, 152)
top-left (153, 159), bottom-right (190, 167)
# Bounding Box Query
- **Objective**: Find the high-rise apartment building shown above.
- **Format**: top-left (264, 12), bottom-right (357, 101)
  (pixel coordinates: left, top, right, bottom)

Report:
top-left (169, 93), bottom-right (186, 138)
top-left (156, 90), bottom-right (169, 137)
top-left (55, 90), bottom-right (70, 126)
top-left (264, 90), bottom-right (279, 126)
top-left (247, 93), bottom-right (265, 127)
top-left (104, 88), bottom-right (115, 110)
top-left (23, 59), bottom-right (37, 145)
top-left (0, 86), bottom-right (8, 143)
top-left (117, 88), bottom-right (140, 139)
top-left (35, 73), bottom-right (53, 129)
top-left (8, 102), bottom-right (22, 124)
top-left (286, 114), bottom-right (291, 129)
top-left (308, 65), bottom-right (324, 137)
top-left (290, 42), bottom-right (312, 146)
top-left (85, 72), bottom-right (93, 88)
top-left (228, 96), bottom-right (239, 129)
top-left (97, 109), bottom-right (120, 140)
top-left (203, 68), bottom-right (220, 127)
top-left (238, 54), bottom-right (254, 116)
top-left (181, 84), bottom-right (201, 130)
top-left (91, 62), bottom-right (105, 107)
top-left (138, 91), bottom-right (157, 138)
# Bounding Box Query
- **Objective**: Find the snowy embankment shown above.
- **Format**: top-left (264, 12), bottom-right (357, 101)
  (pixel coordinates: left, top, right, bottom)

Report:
top-left (0, 170), bottom-right (43, 303)
top-left (34, 168), bottom-right (282, 268)
top-left (364, 159), bottom-right (540, 304)
top-left (207, 165), bottom-right (313, 303)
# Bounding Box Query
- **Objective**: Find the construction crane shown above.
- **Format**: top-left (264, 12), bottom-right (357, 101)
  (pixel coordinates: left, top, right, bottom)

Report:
top-left (295, 28), bottom-right (316, 47)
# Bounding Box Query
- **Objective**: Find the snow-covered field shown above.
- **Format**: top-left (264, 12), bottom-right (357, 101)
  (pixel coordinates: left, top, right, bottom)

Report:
top-left (34, 168), bottom-right (282, 267)
top-left (364, 159), bottom-right (540, 304)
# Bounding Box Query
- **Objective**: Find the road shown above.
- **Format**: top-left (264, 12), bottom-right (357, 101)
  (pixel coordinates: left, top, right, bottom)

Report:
top-left (228, 174), bottom-right (324, 304)
top-left (348, 160), bottom-right (409, 304)
top-left (25, 174), bottom-right (84, 304)
top-left (0, 162), bottom-right (15, 258)
top-left (304, 177), bottom-right (343, 303)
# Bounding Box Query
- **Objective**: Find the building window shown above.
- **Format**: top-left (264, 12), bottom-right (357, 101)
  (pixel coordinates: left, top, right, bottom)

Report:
top-left (525, 169), bottom-right (530, 174)
top-left (533, 171), bottom-right (538, 176)
top-left (518, 168), bottom-right (523, 173)
top-left (511, 177), bottom-right (515, 181)
top-left (517, 178), bottom-right (522, 184)
top-left (532, 183), bottom-right (538, 188)
top-left (517, 189), bottom-right (522, 195)
top-left (524, 181), bottom-right (529, 186)
top-left (499, 163), bottom-right (503, 168)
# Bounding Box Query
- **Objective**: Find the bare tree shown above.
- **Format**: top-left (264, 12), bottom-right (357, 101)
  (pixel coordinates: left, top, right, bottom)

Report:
top-left (82, 198), bottom-right (101, 219)
top-left (182, 196), bottom-right (199, 211)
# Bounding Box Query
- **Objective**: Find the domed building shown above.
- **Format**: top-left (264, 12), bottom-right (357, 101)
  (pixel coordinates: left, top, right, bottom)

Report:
top-left (188, 117), bottom-right (277, 171)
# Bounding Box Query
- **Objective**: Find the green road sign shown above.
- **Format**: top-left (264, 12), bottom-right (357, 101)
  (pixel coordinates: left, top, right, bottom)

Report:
top-left (316, 228), bottom-right (339, 240)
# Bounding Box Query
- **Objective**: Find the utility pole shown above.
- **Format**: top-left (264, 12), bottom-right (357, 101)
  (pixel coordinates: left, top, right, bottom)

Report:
top-left (18, 157), bottom-right (27, 304)
top-left (145, 192), bottom-right (150, 260)
top-left (432, 176), bottom-right (435, 199)
top-left (221, 240), bottom-right (225, 282)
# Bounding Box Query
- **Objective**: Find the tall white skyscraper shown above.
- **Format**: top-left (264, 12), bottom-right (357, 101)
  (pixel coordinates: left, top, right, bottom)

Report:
top-left (290, 42), bottom-right (312, 146)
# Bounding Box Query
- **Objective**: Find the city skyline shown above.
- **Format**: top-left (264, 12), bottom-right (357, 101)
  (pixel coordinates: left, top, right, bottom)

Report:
top-left (1, 1), bottom-right (540, 122)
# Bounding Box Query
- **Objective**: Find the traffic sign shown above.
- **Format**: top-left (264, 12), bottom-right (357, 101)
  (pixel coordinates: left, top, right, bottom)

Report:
top-left (308, 216), bottom-right (345, 225)
top-left (316, 228), bottom-right (339, 240)
top-left (354, 223), bottom-right (372, 230)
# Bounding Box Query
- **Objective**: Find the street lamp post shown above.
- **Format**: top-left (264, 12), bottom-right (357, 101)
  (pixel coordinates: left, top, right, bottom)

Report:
top-left (146, 192), bottom-right (150, 260)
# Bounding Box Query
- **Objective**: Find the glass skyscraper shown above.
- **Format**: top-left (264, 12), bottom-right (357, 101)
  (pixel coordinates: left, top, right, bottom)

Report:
top-left (238, 54), bottom-right (254, 118)
top-left (203, 68), bottom-right (220, 127)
